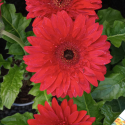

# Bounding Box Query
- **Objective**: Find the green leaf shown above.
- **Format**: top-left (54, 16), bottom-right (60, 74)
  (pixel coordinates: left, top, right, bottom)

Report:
top-left (97, 7), bottom-right (123, 25)
top-left (110, 44), bottom-right (125, 65)
top-left (1, 4), bottom-right (31, 40)
top-left (14, 55), bottom-right (24, 60)
top-left (92, 65), bottom-right (125, 101)
top-left (107, 21), bottom-right (125, 47)
top-left (0, 122), bottom-right (4, 125)
top-left (101, 105), bottom-right (120, 125)
top-left (8, 43), bottom-right (24, 55)
top-left (1, 112), bottom-right (33, 125)
top-left (29, 83), bottom-right (52, 109)
top-left (25, 31), bottom-right (35, 46)
top-left (106, 96), bottom-right (125, 112)
top-left (1, 65), bottom-right (24, 109)
top-left (122, 58), bottom-right (125, 67)
top-left (5, 41), bottom-right (12, 49)
top-left (58, 95), bottom-right (70, 102)
top-left (102, 20), bottom-right (125, 47)
top-left (0, 54), bottom-right (12, 69)
top-left (26, 31), bottom-right (34, 37)
top-left (23, 31), bottom-right (34, 46)
top-left (1, 4), bottom-right (31, 56)
top-left (73, 92), bottom-right (104, 125)
top-left (0, 82), bottom-right (3, 110)
top-left (1, 0), bottom-right (6, 3)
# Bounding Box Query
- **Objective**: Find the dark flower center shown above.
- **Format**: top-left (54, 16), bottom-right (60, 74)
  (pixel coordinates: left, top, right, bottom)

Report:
top-left (64, 49), bottom-right (74, 60)
top-left (58, 0), bottom-right (63, 4)
top-left (52, 0), bottom-right (72, 9)
top-left (55, 42), bottom-right (80, 68)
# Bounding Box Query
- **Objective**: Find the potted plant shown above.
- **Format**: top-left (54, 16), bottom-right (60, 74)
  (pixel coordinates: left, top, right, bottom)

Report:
top-left (0, 0), bottom-right (52, 119)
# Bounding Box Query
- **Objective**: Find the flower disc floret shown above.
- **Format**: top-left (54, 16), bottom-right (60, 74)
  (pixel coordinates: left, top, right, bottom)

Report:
top-left (27, 98), bottom-right (96, 125)
top-left (23, 11), bottom-right (112, 98)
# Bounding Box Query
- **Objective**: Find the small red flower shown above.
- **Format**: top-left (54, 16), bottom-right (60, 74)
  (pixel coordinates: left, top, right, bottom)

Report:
top-left (27, 98), bottom-right (96, 125)
top-left (23, 11), bottom-right (112, 98)
top-left (25, 0), bottom-right (102, 20)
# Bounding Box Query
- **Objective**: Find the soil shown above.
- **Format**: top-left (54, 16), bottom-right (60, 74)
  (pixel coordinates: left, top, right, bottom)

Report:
top-left (14, 82), bottom-right (34, 104)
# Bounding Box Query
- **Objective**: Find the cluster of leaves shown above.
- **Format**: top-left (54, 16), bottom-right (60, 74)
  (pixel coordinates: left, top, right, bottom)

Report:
top-left (1, 93), bottom-right (124, 125)
top-left (1, 3), bottom-right (34, 59)
top-left (0, 2), bottom-right (125, 125)
top-left (0, 3), bottom-right (51, 111)
top-left (1, 112), bottom-right (33, 125)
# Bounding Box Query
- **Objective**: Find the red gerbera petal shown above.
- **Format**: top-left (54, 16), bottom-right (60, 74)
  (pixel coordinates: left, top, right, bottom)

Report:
top-left (23, 11), bottom-right (112, 98)
top-left (27, 99), bottom-right (96, 125)
top-left (25, 0), bottom-right (102, 20)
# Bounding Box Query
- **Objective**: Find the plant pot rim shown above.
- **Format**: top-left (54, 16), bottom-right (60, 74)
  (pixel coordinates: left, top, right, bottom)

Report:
top-left (13, 101), bottom-right (34, 106)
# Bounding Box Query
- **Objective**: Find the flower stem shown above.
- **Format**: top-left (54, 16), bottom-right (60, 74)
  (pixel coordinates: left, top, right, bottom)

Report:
top-left (1, 30), bottom-right (27, 55)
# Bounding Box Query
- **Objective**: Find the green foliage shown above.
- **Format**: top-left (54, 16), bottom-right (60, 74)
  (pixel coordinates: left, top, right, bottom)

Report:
top-left (29, 83), bottom-right (52, 109)
top-left (97, 7), bottom-right (123, 25)
top-left (73, 92), bottom-right (104, 125)
top-left (0, 122), bottom-right (4, 125)
top-left (1, 65), bottom-right (24, 109)
top-left (1, 4), bottom-right (31, 58)
top-left (92, 65), bottom-right (125, 101)
top-left (0, 54), bottom-right (12, 69)
top-left (106, 96), bottom-right (125, 112)
top-left (1, 112), bottom-right (33, 125)
top-left (0, 82), bottom-right (3, 110)
top-left (122, 58), bottom-right (125, 67)
top-left (8, 43), bottom-right (24, 55)
top-left (1, 4), bottom-right (31, 41)
top-left (110, 43), bottom-right (125, 65)
top-left (102, 20), bottom-right (125, 47)
top-left (1, 0), bottom-right (5, 3)
top-left (25, 31), bottom-right (35, 46)
top-left (97, 7), bottom-right (125, 48)
top-left (58, 95), bottom-right (70, 101)
top-left (101, 105), bottom-right (120, 125)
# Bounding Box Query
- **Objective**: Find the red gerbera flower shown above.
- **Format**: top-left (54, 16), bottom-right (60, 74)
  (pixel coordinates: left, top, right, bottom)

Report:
top-left (27, 98), bottom-right (96, 125)
top-left (23, 11), bottom-right (112, 98)
top-left (25, 0), bottom-right (102, 20)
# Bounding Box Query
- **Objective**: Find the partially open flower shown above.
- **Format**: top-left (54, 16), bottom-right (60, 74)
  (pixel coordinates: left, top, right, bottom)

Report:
top-left (25, 0), bottom-right (102, 20)
top-left (27, 98), bottom-right (96, 125)
top-left (23, 11), bottom-right (112, 98)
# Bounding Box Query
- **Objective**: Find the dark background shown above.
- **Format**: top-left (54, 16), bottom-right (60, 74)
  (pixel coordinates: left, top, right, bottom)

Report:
top-left (0, 0), bottom-right (125, 59)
